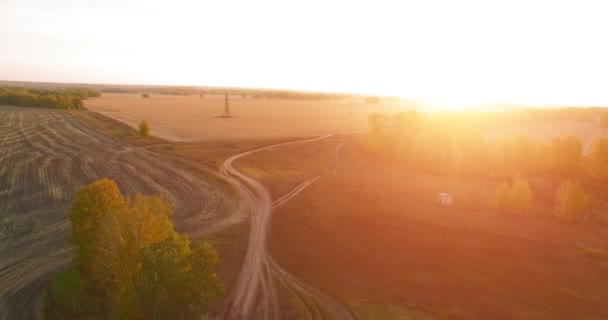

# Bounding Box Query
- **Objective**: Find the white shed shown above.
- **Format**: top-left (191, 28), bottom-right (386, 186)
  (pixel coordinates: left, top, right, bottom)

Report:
top-left (437, 193), bottom-right (453, 206)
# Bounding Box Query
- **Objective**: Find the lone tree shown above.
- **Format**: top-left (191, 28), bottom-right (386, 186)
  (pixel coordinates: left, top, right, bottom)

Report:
top-left (139, 120), bottom-right (150, 138)
top-left (507, 179), bottom-right (533, 215)
top-left (493, 179), bottom-right (533, 215)
top-left (51, 179), bottom-right (223, 318)
top-left (555, 180), bottom-right (595, 221)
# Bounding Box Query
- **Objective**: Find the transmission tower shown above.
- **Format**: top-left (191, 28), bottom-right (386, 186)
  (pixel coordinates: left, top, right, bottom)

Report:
top-left (222, 93), bottom-right (232, 118)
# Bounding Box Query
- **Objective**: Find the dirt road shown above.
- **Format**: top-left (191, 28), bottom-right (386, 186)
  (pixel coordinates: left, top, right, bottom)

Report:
top-left (216, 136), bottom-right (353, 319)
top-left (0, 106), bottom-right (234, 319)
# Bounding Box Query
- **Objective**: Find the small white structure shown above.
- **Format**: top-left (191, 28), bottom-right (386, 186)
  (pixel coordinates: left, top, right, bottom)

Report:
top-left (437, 193), bottom-right (453, 206)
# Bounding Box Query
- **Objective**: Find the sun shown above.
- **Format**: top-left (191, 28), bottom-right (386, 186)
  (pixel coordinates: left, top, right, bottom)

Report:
top-left (427, 97), bottom-right (474, 112)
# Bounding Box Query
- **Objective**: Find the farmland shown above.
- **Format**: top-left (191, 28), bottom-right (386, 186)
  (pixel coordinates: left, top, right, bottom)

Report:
top-left (231, 138), bottom-right (608, 319)
top-left (85, 93), bottom-right (412, 141)
top-left (4, 94), bottom-right (608, 319)
top-left (86, 94), bottom-right (608, 156)
top-left (0, 106), bottom-right (241, 319)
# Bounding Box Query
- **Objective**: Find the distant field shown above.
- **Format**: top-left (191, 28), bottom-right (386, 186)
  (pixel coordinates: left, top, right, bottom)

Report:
top-left (85, 93), bottom-right (412, 141)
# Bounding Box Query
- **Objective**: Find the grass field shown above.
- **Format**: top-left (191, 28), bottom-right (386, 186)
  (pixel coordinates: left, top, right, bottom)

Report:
top-left (85, 93), bottom-right (412, 141)
top-left (233, 138), bottom-right (608, 319)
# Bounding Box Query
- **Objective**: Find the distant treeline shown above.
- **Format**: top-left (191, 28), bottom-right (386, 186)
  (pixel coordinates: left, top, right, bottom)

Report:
top-left (366, 108), bottom-right (608, 176)
top-left (0, 87), bottom-right (101, 110)
top-left (103, 87), bottom-right (191, 96)
top-left (102, 86), bottom-right (356, 100)
top-left (426, 107), bottom-right (606, 128)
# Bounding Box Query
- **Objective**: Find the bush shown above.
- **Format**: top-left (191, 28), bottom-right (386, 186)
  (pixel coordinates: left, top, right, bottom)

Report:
top-left (554, 180), bottom-right (594, 221)
top-left (579, 245), bottom-right (608, 260)
top-left (139, 120), bottom-right (150, 138)
top-left (142, 93), bottom-right (150, 98)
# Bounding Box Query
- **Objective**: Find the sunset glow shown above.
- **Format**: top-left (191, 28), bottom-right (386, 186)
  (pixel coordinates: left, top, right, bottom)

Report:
top-left (2, 0), bottom-right (608, 105)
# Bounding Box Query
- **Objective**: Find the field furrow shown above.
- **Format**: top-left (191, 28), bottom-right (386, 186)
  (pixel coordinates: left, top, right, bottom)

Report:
top-left (0, 106), bottom-right (234, 320)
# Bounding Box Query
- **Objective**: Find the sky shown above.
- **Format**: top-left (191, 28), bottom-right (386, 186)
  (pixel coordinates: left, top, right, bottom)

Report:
top-left (2, 0), bottom-right (608, 107)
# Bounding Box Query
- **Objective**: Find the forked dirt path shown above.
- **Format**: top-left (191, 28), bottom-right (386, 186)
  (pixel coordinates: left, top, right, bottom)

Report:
top-left (216, 136), bottom-right (354, 319)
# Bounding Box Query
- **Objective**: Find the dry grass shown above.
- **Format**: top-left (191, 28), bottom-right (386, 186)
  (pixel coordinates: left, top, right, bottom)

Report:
top-left (234, 138), bottom-right (608, 319)
top-left (234, 135), bottom-right (349, 198)
top-left (85, 93), bottom-right (411, 141)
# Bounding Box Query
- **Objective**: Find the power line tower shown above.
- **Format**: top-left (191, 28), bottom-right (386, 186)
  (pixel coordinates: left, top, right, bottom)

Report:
top-left (222, 93), bottom-right (232, 118)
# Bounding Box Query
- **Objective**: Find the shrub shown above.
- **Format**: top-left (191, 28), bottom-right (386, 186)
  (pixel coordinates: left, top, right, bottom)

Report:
top-left (139, 120), bottom-right (150, 138)
top-left (554, 180), bottom-right (595, 221)
top-left (579, 245), bottom-right (608, 260)
top-left (142, 93), bottom-right (150, 98)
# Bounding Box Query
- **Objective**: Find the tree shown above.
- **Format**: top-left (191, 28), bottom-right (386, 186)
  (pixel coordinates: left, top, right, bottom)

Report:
top-left (507, 179), bottom-right (533, 215)
top-left (135, 234), bottom-right (223, 320)
top-left (493, 181), bottom-right (510, 210)
top-left (68, 178), bottom-right (126, 277)
top-left (50, 266), bottom-right (98, 314)
top-left (91, 194), bottom-right (174, 293)
top-left (554, 180), bottom-right (595, 221)
top-left (139, 120), bottom-right (151, 138)
top-left (55, 179), bottom-right (223, 319)
top-left (589, 138), bottom-right (608, 179)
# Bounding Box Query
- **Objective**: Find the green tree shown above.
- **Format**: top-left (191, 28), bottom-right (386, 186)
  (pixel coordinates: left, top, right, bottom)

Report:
top-left (50, 266), bottom-right (98, 313)
top-left (555, 180), bottom-right (595, 221)
top-left (139, 120), bottom-right (151, 138)
top-left (493, 181), bottom-right (510, 211)
top-left (507, 179), bottom-right (533, 215)
top-left (135, 234), bottom-right (224, 320)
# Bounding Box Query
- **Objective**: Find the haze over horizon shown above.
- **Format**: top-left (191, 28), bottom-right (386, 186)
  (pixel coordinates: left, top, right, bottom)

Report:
top-left (2, 0), bottom-right (608, 107)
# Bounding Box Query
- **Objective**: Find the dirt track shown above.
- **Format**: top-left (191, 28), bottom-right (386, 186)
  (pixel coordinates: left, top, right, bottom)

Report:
top-left (216, 136), bottom-right (353, 319)
top-left (0, 106), bottom-right (235, 319)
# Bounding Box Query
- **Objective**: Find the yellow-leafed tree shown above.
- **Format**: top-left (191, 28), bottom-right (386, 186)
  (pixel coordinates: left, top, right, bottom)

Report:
top-left (507, 179), bottom-right (533, 215)
top-left (555, 180), bottom-right (595, 222)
